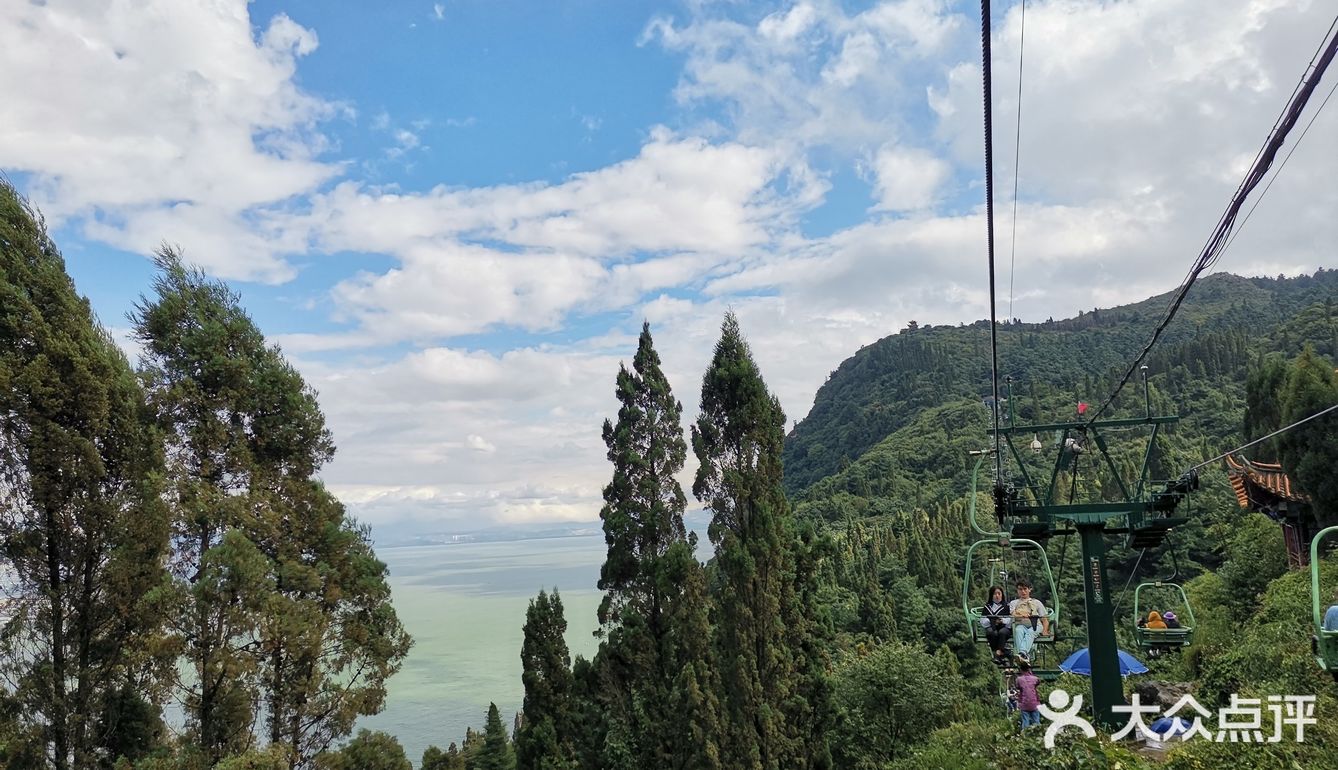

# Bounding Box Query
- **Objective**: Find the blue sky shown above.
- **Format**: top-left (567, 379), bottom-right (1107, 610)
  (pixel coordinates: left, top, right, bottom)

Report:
top-left (3, 0), bottom-right (1335, 530)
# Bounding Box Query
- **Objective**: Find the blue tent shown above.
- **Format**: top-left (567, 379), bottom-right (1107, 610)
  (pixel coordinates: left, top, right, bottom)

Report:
top-left (1059, 647), bottom-right (1149, 677)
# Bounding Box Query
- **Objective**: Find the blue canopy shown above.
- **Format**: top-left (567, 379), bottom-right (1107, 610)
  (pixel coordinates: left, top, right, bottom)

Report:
top-left (1059, 647), bottom-right (1149, 677)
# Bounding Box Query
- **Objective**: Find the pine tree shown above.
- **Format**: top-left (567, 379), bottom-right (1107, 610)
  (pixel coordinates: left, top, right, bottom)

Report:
top-left (133, 249), bottom-right (409, 764)
top-left (661, 540), bottom-right (724, 770)
top-left (0, 181), bottom-right (173, 769)
top-left (475, 703), bottom-right (516, 770)
top-left (691, 312), bottom-right (831, 770)
top-left (1277, 348), bottom-right (1338, 524)
top-left (515, 589), bottom-right (576, 770)
top-left (594, 322), bottom-right (718, 766)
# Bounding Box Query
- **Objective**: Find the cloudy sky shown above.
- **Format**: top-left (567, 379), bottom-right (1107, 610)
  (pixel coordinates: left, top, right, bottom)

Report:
top-left (3, 0), bottom-right (1335, 532)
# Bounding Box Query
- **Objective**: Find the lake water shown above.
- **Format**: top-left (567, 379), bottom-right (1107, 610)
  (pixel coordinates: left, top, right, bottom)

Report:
top-left (358, 536), bottom-right (607, 765)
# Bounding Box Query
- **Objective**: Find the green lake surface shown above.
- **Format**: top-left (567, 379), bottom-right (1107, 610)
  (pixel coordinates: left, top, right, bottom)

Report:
top-left (358, 536), bottom-right (607, 765)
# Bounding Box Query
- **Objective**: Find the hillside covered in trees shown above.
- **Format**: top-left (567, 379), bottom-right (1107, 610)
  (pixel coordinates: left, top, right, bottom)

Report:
top-left (415, 268), bottom-right (1338, 770)
top-left (4, 175), bottom-right (1338, 770)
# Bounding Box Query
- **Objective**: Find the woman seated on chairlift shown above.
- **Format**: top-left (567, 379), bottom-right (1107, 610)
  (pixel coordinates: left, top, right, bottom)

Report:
top-left (1145, 611), bottom-right (1168, 630)
top-left (981, 585), bottom-right (1012, 663)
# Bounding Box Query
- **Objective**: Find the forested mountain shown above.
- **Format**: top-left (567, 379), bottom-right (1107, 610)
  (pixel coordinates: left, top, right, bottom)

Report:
top-left (784, 270), bottom-right (1338, 495)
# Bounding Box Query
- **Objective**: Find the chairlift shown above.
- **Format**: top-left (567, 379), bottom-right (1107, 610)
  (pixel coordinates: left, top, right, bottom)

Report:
top-left (1311, 526), bottom-right (1338, 680)
top-left (962, 537), bottom-right (1061, 679)
top-left (1132, 581), bottom-right (1196, 651)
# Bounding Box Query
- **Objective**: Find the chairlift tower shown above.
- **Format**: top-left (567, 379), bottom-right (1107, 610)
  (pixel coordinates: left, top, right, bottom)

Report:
top-left (988, 368), bottom-right (1198, 728)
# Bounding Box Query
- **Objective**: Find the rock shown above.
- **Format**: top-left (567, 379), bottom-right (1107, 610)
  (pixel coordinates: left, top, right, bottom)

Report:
top-left (1133, 680), bottom-right (1195, 711)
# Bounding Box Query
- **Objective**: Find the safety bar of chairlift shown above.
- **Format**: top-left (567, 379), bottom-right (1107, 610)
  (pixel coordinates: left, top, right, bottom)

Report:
top-left (967, 452), bottom-right (1008, 538)
top-left (1133, 580), bottom-right (1197, 631)
top-left (1313, 526), bottom-right (1338, 637)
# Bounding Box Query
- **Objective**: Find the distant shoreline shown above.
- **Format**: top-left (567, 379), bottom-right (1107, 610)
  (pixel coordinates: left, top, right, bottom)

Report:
top-left (375, 530), bottom-right (605, 550)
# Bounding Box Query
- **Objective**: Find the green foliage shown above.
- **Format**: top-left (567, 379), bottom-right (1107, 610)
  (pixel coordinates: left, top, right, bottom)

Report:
top-left (0, 180), bottom-right (172, 769)
top-left (315, 730), bottom-right (411, 770)
top-left (515, 590), bottom-right (576, 770)
top-left (1213, 513), bottom-right (1289, 622)
top-left (888, 719), bottom-right (1152, 770)
top-left (476, 703), bottom-right (516, 770)
top-left (1277, 348), bottom-right (1338, 523)
top-left (590, 322), bottom-right (720, 768)
top-left (422, 744), bottom-right (465, 770)
top-left (1195, 557), bottom-right (1338, 707)
top-left (133, 249), bottom-right (410, 764)
top-left (830, 642), bottom-right (962, 767)
top-left (692, 312), bottom-right (832, 770)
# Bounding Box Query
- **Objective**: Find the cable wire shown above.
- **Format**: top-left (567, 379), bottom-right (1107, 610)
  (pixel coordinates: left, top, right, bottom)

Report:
top-left (1008, 0), bottom-right (1026, 323)
top-left (1219, 73), bottom-right (1338, 259)
top-left (1111, 548), bottom-right (1148, 616)
top-left (1188, 402), bottom-right (1338, 473)
top-left (1084, 17), bottom-right (1338, 427)
top-left (981, 0), bottom-right (1004, 483)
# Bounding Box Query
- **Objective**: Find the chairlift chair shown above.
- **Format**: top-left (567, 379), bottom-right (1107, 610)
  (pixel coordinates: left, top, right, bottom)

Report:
top-left (1132, 580), bottom-right (1196, 651)
top-left (1311, 526), bottom-right (1338, 678)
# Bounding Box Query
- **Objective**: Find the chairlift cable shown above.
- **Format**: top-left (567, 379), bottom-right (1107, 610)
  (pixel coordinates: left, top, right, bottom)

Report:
top-left (1007, 0), bottom-right (1027, 324)
top-left (981, 0), bottom-right (1005, 484)
top-left (1083, 16), bottom-right (1338, 427)
top-left (1111, 547), bottom-right (1148, 616)
top-left (1218, 74), bottom-right (1338, 260)
top-left (1187, 402), bottom-right (1338, 474)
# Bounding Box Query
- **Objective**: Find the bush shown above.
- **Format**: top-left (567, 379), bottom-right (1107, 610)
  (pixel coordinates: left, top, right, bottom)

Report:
top-left (831, 641), bottom-right (962, 768)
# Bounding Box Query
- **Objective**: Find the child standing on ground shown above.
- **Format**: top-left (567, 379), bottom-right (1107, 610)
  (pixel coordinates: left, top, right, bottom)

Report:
top-left (1016, 661), bottom-right (1041, 730)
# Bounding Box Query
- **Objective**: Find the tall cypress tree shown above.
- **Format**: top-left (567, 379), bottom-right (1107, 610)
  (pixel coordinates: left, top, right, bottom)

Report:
top-left (691, 312), bottom-right (830, 770)
top-left (515, 589), bottom-right (576, 770)
top-left (598, 322), bottom-right (689, 622)
top-left (594, 322), bottom-right (719, 766)
top-left (0, 181), bottom-right (173, 769)
top-left (134, 248), bottom-right (409, 765)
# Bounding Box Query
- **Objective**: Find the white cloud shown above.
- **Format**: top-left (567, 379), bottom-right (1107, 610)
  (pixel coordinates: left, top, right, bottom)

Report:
top-left (0, 0), bottom-right (342, 282)
top-left (465, 434), bottom-right (497, 453)
top-left (869, 144), bottom-right (950, 211)
top-left (292, 133), bottom-right (808, 343)
top-left (433, 4), bottom-right (446, 22)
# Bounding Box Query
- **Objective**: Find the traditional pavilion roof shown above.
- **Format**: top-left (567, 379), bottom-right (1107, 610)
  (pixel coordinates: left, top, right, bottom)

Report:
top-left (1225, 454), bottom-right (1309, 508)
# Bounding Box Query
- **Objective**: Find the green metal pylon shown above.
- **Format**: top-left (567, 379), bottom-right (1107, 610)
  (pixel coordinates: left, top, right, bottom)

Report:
top-left (1078, 522), bottom-right (1125, 729)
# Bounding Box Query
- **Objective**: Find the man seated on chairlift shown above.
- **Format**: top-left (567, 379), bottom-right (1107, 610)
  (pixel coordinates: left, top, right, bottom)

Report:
top-left (1009, 578), bottom-right (1050, 661)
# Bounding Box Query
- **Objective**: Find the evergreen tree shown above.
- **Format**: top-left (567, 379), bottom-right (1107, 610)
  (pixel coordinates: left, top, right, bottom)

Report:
top-left (1277, 348), bottom-right (1338, 524)
top-left (594, 322), bottom-right (719, 767)
top-left (691, 312), bottom-right (831, 770)
top-left (0, 181), bottom-right (173, 769)
top-left (133, 249), bottom-right (410, 765)
top-left (316, 729), bottom-right (411, 770)
top-left (515, 589), bottom-right (576, 770)
top-left (661, 540), bottom-right (724, 770)
top-left (422, 744), bottom-right (453, 770)
top-left (474, 703), bottom-right (516, 770)
top-left (1244, 355), bottom-right (1288, 461)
